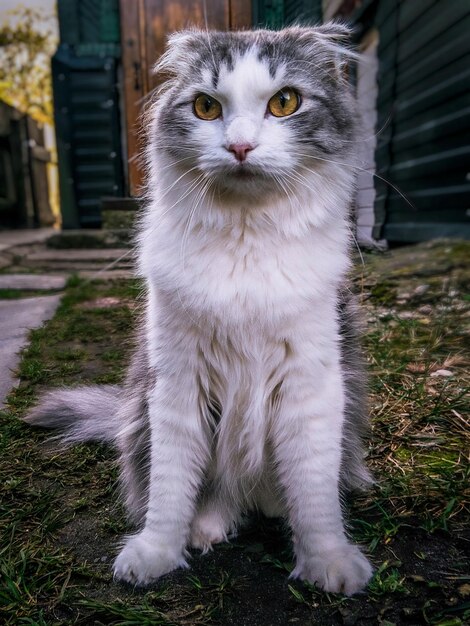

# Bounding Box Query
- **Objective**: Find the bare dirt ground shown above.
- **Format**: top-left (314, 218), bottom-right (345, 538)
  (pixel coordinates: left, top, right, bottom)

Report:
top-left (1, 239), bottom-right (469, 625)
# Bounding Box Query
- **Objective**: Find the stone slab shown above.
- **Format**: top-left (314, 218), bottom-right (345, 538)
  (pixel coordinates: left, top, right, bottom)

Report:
top-left (46, 229), bottom-right (132, 249)
top-left (0, 254), bottom-right (12, 270)
top-left (0, 228), bottom-right (56, 253)
top-left (0, 294), bottom-right (61, 408)
top-left (0, 274), bottom-right (67, 290)
top-left (26, 248), bottom-right (132, 262)
top-left (78, 269), bottom-right (134, 280)
top-left (21, 262), bottom-right (133, 272)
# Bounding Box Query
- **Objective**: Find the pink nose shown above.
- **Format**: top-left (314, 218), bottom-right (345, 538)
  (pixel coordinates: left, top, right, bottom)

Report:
top-left (228, 143), bottom-right (255, 162)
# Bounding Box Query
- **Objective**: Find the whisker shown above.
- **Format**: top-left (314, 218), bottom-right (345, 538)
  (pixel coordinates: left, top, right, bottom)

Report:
top-left (180, 178), bottom-right (213, 268)
top-left (291, 150), bottom-right (415, 210)
top-left (156, 165), bottom-right (203, 202)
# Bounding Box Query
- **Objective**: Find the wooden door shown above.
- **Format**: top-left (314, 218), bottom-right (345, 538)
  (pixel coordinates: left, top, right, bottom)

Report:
top-left (120, 0), bottom-right (252, 195)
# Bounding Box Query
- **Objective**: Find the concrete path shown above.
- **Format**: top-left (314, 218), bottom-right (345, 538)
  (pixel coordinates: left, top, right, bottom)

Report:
top-left (0, 228), bottom-right (135, 407)
top-left (0, 295), bottom-right (62, 408)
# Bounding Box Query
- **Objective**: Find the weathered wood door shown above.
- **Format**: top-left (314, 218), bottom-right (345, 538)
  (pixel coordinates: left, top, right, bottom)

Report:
top-left (120, 0), bottom-right (252, 195)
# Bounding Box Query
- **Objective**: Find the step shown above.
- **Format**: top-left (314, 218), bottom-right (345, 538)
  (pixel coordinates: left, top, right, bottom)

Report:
top-left (0, 228), bottom-right (56, 253)
top-left (0, 274), bottom-right (67, 290)
top-left (78, 269), bottom-right (135, 280)
top-left (26, 249), bottom-right (133, 262)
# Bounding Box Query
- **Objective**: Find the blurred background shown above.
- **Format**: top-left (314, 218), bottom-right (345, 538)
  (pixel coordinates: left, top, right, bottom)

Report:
top-left (0, 0), bottom-right (469, 246)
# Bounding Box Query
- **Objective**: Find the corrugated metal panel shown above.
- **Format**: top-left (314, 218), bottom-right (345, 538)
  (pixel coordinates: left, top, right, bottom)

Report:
top-left (319, 0), bottom-right (470, 242)
top-left (52, 47), bottom-right (124, 228)
top-left (376, 0), bottom-right (470, 241)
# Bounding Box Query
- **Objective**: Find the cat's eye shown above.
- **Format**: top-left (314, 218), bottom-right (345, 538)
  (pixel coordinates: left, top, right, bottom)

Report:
top-left (193, 94), bottom-right (222, 120)
top-left (268, 88), bottom-right (301, 117)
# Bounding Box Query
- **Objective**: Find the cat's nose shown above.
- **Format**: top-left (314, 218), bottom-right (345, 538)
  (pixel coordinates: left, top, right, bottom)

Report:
top-left (228, 143), bottom-right (256, 162)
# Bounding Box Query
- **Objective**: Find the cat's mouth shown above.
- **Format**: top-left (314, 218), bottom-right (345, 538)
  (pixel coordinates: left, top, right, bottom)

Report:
top-left (211, 164), bottom-right (274, 196)
top-left (231, 168), bottom-right (256, 179)
top-left (224, 163), bottom-right (266, 181)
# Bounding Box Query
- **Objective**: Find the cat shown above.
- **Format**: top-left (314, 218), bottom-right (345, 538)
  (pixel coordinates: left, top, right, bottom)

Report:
top-left (26, 24), bottom-right (374, 595)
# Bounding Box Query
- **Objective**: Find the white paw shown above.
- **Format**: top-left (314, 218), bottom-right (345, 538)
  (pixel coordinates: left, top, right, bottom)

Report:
top-left (291, 544), bottom-right (373, 596)
top-left (113, 533), bottom-right (187, 585)
top-left (190, 510), bottom-right (229, 552)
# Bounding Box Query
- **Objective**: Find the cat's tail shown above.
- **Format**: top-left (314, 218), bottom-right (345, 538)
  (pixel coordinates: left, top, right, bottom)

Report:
top-left (24, 385), bottom-right (122, 445)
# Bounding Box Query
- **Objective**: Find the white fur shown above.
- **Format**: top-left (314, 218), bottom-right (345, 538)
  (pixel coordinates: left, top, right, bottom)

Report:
top-left (114, 48), bottom-right (372, 595)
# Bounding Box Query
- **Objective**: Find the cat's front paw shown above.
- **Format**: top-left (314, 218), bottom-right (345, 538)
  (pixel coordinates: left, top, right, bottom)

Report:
top-left (292, 544), bottom-right (373, 596)
top-left (113, 533), bottom-right (188, 585)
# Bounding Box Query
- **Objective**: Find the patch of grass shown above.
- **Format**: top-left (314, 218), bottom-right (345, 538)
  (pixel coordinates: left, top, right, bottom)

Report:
top-left (77, 596), bottom-right (177, 626)
top-left (359, 262), bottom-right (470, 534)
top-left (368, 280), bottom-right (397, 305)
top-left (368, 561), bottom-right (406, 597)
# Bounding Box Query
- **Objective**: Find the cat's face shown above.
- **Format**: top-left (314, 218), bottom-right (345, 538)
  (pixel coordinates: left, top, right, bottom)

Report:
top-left (150, 26), bottom-right (358, 201)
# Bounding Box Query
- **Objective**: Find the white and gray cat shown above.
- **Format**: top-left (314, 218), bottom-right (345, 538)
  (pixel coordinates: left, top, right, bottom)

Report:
top-left (26, 24), bottom-right (374, 595)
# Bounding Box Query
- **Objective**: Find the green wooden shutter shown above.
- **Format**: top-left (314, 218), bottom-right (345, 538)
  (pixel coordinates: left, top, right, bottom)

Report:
top-left (53, 49), bottom-right (124, 228)
top-left (253, 0), bottom-right (322, 28)
top-left (253, 0), bottom-right (285, 28)
top-left (284, 0), bottom-right (322, 24)
top-left (58, 0), bottom-right (120, 46)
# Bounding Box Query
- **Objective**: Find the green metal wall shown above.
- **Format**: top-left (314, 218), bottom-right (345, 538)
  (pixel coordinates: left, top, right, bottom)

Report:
top-left (352, 0), bottom-right (470, 241)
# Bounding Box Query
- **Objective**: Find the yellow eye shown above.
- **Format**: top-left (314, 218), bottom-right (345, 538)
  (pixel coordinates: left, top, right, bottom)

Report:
top-left (268, 87), bottom-right (301, 117)
top-left (194, 94), bottom-right (222, 120)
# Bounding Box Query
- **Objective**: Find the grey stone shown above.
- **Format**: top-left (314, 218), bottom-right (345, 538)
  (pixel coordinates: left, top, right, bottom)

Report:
top-left (26, 248), bottom-right (132, 262)
top-left (0, 228), bottom-right (55, 252)
top-left (24, 262), bottom-right (132, 272)
top-left (0, 254), bottom-right (12, 270)
top-left (78, 269), bottom-right (134, 280)
top-left (0, 294), bottom-right (61, 407)
top-left (0, 274), bottom-right (67, 290)
top-left (413, 284), bottom-right (430, 296)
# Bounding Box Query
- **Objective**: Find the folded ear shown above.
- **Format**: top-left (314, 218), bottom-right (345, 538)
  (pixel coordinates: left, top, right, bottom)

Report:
top-left (292, 22), bottom-right (358, 82)
top-left (153, 29), bottom-right (202, 76)
top-left (311, 22), bottom-right (353, 43)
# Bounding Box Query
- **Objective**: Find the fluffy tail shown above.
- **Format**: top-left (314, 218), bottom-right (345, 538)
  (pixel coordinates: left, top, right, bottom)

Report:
top-left (24, 385), bottom-right (122, 445)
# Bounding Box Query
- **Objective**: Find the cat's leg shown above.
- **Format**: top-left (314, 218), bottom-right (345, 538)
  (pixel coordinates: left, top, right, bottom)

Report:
top-left (113, 344), bottom-right (210, 585)
top-left (272, 338), bottom-right (372, 596)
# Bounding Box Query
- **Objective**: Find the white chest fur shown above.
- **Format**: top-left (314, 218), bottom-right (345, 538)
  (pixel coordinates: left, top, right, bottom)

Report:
top-left (139, 202), bottom-right (350, 330)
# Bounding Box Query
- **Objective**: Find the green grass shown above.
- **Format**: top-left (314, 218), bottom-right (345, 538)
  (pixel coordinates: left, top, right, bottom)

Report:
top-left (1, 241), bottom-right (469, 625)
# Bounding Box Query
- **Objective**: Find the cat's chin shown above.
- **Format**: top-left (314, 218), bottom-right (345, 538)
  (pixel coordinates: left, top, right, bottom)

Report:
top-left (215, 170), bottom-right (280, 203)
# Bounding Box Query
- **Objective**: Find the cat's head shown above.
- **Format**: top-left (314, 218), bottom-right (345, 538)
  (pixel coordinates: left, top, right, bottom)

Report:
top-left (147, 25), bottom-right (358, 204)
